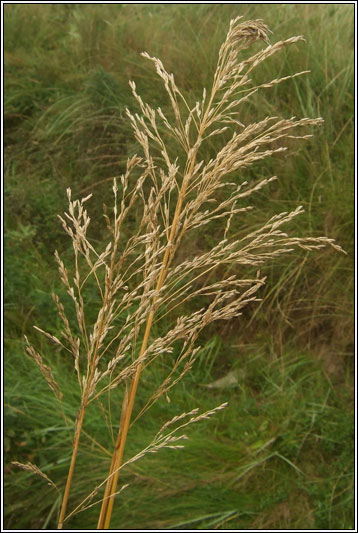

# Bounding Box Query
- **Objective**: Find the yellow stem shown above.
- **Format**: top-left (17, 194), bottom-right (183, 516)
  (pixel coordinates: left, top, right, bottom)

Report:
top-left (58, 404), bottom-right (86, 529)
top-left (97, 161), bottom-right (197, 529)
top-left (58, 281), bottom-right (113, 528)
top-left (97, 97), bottom-right (216, 528)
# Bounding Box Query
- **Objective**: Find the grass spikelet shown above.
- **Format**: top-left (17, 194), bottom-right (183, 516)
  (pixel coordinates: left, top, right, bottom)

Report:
top-left (11, 461), bottom-right (59, 494)
top-left (24, 336), bottom-right (63, 403)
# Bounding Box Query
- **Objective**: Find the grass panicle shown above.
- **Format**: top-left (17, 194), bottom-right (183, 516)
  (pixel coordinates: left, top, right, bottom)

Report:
top-left (14, 15), bottom-right (344, 530)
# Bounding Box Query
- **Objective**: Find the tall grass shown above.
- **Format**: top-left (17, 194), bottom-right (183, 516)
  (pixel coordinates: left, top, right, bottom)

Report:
top-left (9, 14), bottom-right (346, 530)
top-left (5, 4), bottom-right (354, 530)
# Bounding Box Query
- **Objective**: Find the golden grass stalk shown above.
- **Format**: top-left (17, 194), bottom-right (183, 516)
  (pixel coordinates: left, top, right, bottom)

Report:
top-left (22, 16), bottom-right (344, 530)
top-left (95, 17), bottom-right (343, 529)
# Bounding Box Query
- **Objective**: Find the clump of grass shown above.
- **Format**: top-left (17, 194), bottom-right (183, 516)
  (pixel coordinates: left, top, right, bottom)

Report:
top-left (16, 16), bottom-right (344, 529)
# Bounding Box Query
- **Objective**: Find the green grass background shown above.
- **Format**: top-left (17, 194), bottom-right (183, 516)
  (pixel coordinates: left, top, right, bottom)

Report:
top-left (4, 3), bottom-right (354, 530)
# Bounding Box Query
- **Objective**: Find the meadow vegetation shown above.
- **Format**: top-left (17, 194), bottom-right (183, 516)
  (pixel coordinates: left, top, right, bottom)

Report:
top-left (4, 4), bottom-right (354, 530)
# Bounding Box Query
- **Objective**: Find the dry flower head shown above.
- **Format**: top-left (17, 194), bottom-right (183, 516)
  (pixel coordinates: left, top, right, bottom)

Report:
top-left (18, 16), bottom-right (344, 529)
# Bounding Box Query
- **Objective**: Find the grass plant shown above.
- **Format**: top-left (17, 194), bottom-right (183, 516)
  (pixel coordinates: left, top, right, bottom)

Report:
top-left (4, 4), bottom-right (354, 531)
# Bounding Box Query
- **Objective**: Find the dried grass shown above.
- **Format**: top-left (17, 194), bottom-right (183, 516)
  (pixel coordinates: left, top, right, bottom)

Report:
top-left (11, 461), bottom-right (59, 494)
top-left (20, 16), bottom-right (344, 529)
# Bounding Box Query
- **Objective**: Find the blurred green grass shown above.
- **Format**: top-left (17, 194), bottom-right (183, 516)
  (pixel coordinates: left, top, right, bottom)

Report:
top-left (4, 3), bottom-right (354, 530)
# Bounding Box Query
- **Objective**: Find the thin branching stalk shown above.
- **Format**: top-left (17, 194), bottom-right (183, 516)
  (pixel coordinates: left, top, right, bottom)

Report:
top-left (95, 17), bottom-right (343, 529)
top-left (58, 403), bottom-right (85, 529)
top-left (21, 16), bottom-right (344, 530)
top-left (97, 132), bottom-right (203, 528)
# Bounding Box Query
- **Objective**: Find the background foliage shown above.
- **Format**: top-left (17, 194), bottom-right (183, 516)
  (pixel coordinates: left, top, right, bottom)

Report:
top-left (4, 3), bottom-right (354, 530)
